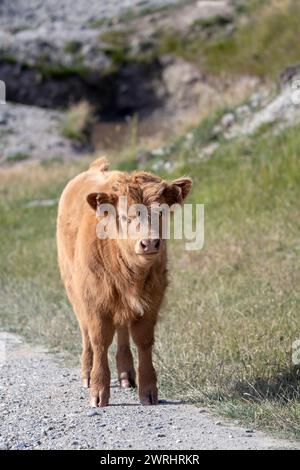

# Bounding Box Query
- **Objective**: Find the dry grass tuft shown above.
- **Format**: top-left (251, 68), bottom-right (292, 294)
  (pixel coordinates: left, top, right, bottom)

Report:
top-left (61, 100), bottom-right (94, 142)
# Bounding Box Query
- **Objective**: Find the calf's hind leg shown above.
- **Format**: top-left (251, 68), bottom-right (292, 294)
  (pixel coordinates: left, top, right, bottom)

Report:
top-left (80, 325), bottom-right (93, 389)
top-left (116, 326), bottom-right (136, 389)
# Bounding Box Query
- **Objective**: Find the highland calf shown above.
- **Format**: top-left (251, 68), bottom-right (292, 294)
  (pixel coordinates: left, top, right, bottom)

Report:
top-left (56, 157), bottom-right (192, 407)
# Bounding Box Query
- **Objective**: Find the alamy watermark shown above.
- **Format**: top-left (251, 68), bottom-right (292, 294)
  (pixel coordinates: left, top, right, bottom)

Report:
top-left (0, 80), bottom-right (6, 104)
top-left (95, 197), bottom-right (204, 251)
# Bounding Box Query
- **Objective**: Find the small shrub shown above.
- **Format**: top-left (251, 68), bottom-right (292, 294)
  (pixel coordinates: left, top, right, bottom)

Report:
top-left (6, 152), bottom-right (30, 164)
top-left (61, 101), bottom-right (94, 143)
top-left (64, 41), bottom-right (82, 55)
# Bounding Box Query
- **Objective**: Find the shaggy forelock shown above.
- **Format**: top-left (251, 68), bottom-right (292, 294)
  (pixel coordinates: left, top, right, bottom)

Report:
top-left (109, 172), bottom-right (165, 207)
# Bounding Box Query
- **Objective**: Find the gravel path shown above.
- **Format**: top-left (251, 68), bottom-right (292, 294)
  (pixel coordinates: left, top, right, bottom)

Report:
top-left (0, 332), bottom-right (298, 451)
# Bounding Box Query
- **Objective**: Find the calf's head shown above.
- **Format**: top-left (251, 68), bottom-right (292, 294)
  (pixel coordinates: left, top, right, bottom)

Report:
top-left (87, 171), bottom-right (192, 267)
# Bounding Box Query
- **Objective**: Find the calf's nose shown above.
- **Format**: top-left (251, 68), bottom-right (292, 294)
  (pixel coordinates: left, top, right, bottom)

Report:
top-left (140, 239), bottom-right (161, 253)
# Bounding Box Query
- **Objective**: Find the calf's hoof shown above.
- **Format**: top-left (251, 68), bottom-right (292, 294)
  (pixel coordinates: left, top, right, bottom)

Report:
top-left (139, 385), bottom-right (158, 406)
top-left (82, 378), bottom-right (90, 389)
top-left (119, 371), bottom-right (136, 389)
top-left (90, 388), bottom-right (110, 407)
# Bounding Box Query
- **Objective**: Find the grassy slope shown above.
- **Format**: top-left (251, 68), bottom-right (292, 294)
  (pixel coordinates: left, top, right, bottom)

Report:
top-left (159, 0), bottom-right (300, 79)
top-left (1, 120), bottom-right (300, 438)
top-left (203, 0), bottom-right (300, 78)
top-left (156, 123), bottom-right (300, 438)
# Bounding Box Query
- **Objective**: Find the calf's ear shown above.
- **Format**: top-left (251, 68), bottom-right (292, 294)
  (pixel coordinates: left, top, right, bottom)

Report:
top-left (161, 177), bottom-right (193, 205)
top-left (87, 192), bottom-right (117, 211)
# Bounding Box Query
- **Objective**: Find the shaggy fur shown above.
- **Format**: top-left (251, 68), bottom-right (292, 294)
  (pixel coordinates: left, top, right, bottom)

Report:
top-left (56, 157), bottom-right (192, 407)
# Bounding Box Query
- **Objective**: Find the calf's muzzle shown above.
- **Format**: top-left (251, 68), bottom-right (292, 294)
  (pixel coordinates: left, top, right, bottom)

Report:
top-left (139, 239), bottom-right (161, 254)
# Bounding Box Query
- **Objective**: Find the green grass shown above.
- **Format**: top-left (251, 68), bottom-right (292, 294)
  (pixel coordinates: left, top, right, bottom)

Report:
top-left (87, 17), bottom-right (113, 28)
top-left (192, 15), bottom-right (232, 29)
top-left (118, 3), bottom-right (176, 23)
top-left (64, 41), bottom-right (82, 55)
top-left (5, 152), bottom-right (30, 164)
top-left (99, 30), bottom-right (132, 65)
top-left (154, 124), bottom-right (300, 438)
top-left (35, 54), bottom-right (89, 79)
top-left (157, 0), bottom-right (300, 79)
top-left (0, 121), bottom-right (300, 438)
top-left (98, 28), bottom-right (152, 66)
top-left (0, 161), bottom-right (93, 356)
top-left (87, 3), bottom-right (176, 27)
top-left (203, 0), bottom-right (300, 78)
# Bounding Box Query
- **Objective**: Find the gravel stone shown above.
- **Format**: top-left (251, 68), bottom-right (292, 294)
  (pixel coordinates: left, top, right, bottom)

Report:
top-left (87, 410), bottom-right (98, 417)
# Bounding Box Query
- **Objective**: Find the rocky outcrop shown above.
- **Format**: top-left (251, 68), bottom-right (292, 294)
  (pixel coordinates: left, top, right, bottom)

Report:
top-left (0, 103), bottom-right (78, 164)
top-left (140, 66), bottom-right (300, 170)
top-left (215, 70), bottom-right (300, 140)
top-left (0, 0), bottom-right (237, 114)
top-left (0, 60), bottom-right (163, 117)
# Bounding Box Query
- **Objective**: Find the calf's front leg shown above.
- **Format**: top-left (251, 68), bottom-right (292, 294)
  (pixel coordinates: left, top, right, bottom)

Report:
top-left (89, 316), bottom-right (115, 407)
top-left (130, 319), bottom-right (158, 405)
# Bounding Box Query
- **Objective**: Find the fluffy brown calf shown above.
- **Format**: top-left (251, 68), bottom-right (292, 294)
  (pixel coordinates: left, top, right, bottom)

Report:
top-left (56, 157), bottom-right (192, 407)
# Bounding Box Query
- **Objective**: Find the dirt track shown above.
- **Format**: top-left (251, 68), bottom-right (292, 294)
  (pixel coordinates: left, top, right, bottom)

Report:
top-left (0, 332), bottom-right (298, 450)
